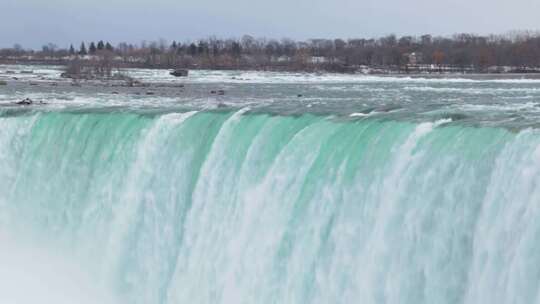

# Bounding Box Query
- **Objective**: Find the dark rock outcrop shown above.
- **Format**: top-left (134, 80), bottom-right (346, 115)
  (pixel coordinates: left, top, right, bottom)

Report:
top-left (15, 98), bottom-right (45, 105)
top-left (16, 98), bottom-right (33, 105)
top-left (170, 69), bottom-right (189, 77)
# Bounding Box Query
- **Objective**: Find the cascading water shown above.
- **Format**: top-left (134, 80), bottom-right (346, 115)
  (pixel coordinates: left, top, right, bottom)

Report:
top-left (1, 107), bottom-right (540, 304)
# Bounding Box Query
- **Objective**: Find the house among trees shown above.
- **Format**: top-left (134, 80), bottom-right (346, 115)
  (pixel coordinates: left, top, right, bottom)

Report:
top-left (272, 55), bottom-right (291, 63)
top-left (405, 52), bottom-right (423, 65)
top-left (310, 56), bottom-right (328, 64)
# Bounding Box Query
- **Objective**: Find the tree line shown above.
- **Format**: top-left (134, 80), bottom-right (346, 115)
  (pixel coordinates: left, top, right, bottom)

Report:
top-left (71, 41), bottom-right (115, 55)
top-left (2, 32), bottom-right (540, 73)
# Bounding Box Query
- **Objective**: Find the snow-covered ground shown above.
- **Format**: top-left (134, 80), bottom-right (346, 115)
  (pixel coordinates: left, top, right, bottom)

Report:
top-left (2, 64), bottom-right (540, 85)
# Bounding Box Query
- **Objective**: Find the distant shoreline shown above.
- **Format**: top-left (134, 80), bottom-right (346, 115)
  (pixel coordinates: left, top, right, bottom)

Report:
top-left (4, 32), bottom-right (540, 77)
top-left (2, 60), bottom-right (540, 81)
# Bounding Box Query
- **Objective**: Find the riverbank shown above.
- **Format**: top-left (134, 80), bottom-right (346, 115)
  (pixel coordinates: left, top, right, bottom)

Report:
top-left (2, 58), bottom-right (540, 77)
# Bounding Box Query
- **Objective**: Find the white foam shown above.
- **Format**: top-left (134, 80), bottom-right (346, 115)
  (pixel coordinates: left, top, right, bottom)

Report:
top-left (350, 112), bottom-right (370, 117)
top-left (3, 64), bottom-right (540, 85)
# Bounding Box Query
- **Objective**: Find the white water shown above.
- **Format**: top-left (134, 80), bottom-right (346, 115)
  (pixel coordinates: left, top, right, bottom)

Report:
top-left (3, 64), bottom-right (540, 84)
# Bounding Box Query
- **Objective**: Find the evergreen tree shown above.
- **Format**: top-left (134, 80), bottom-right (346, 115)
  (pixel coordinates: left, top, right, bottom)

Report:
top-left (171, 41), bottom-right (178, 50)
top-left (97, 41), bottom-right (105, 50)
top-left (69, 44), bottom-right (75, 55)
top-left (189, 43), bottom-right (197, 56)
top-left (89, 42), bottom-right (97, 54)
top-left (105, 42), bottom-right (114, 51)
top-left (79, 42), bottom-right (87, 55)
top-left (197, 42), bottom-right (204, 55)
top-left (176, 44), bottom-right (184, 55)
top-left (232, 42), bottom-right (242, 58)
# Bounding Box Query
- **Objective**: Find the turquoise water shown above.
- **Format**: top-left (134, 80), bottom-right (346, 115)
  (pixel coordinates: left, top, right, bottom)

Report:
top-left (1, 107), bottom-right (540, 303)
top-left (2, 65), bottom-right (540, 303)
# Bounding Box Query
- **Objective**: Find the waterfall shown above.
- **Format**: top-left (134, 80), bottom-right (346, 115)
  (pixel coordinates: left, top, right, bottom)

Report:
top-left (1, 109), bottom-right (539, 304)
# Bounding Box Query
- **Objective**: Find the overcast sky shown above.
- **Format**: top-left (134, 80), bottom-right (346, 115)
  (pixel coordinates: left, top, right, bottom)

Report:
top-left (1, 0), bottom-right (539, 49)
